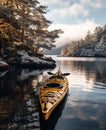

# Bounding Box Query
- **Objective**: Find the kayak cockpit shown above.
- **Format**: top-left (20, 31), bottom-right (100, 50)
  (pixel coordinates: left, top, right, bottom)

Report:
top-left (44, 82), bottom-right (62, 88)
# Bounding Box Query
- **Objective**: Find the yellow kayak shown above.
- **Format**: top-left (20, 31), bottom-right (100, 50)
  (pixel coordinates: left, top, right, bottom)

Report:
top-left (39, 69), bottom-right (70, 120)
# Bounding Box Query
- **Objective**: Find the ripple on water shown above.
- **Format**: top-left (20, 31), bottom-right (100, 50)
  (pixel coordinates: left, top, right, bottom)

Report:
top-left (93, 82), bottom-right (106, 89)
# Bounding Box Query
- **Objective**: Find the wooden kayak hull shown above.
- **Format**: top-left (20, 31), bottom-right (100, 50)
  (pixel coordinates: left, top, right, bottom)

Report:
top-left (39, 76), bottom-right (69, 120)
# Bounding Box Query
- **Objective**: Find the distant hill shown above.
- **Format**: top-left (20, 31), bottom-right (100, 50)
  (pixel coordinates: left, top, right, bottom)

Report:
top-left (61, 25), bottom-right (106, 57)
top-left (44, 47), bottom-right (62, 55)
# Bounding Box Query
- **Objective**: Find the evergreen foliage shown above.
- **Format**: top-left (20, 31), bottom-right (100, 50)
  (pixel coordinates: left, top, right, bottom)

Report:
top-left (0, 0), bottom-right (63, 57)
top-left (61, 25), bottom-right (106, 57)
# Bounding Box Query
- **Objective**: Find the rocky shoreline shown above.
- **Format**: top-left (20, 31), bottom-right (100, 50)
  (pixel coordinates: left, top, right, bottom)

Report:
top-left (0, 54), bottom-right (56, 71)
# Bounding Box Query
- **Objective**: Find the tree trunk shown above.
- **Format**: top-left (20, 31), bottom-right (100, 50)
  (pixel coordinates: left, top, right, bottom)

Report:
top-left (21, 27), bottom-right (24, 42)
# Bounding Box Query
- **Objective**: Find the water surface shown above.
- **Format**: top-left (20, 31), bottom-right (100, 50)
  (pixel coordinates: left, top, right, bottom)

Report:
top-left (51, 56), bottom-right (106, 130)
top-left (0, 57), bottom-right (106, 130)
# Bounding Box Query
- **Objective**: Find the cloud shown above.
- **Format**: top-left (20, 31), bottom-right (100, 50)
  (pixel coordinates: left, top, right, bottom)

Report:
top-left (40, 0), bottom-right (103, 19)
top-left (52, 3), bottom-right (88, 17)
top-left (39, 0), bottom-right (103, 7)
top-left (80, 0), bottom-right (102, 8)
top-left (49, 19), bottom-right (98, 47)
top-left (39, 0), bottom-right (63, 5)
top-left (39, 0), bottom-right (104, 47)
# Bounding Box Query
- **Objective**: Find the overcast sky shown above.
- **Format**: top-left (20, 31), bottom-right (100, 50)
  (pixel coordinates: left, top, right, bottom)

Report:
top-left (39, 0), bottom-right (106, 47)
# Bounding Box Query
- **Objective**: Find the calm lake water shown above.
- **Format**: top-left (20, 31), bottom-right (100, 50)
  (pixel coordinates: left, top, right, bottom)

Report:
top-left (0, 56), bottom-right (106, 130)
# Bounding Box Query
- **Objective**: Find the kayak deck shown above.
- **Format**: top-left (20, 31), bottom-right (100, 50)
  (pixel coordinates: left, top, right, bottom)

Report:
top-left (39, 76), bottom-right (68, 120)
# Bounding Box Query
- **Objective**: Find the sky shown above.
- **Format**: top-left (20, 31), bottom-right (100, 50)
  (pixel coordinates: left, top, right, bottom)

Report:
top-left (39, 0), bottom-right (106, 47)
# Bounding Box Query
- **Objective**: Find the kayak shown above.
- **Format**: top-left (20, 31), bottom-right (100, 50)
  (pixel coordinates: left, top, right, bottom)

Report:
top-left (39, 69), bottom-right (70, 120)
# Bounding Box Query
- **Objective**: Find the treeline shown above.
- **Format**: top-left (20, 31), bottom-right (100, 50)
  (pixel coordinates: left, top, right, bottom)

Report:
top-left (61, 25), bottom-right (106, 57)
top-left (0, 0), bottom-right (62, 58)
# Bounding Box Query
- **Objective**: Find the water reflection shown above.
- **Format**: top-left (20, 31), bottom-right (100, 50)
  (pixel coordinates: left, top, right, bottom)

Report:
top-left (55, 57), bottom-right (106, 90)
top-left (60, 98), bottom-right (106, 130)
top-left (52, 57), bottom-right (106, 130)
top-left (0, 57), bottom-right (106, 130)
top-left (72, 60), bottom-right (106, 84)
top-left (0, 68), bottom-right (50, 130)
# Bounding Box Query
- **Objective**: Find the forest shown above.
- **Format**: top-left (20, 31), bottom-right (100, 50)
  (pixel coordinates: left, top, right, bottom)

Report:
top-left (61, 25), bottom-right (106, 57)
top-left (0, 0), bottom-right (62, 69)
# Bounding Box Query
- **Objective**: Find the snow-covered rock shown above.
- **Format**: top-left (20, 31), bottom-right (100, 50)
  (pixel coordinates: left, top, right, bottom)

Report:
top-left (0, 59), bottom-right (10, 70)
top-left (15, 51), bottom-right (56, 68)
top-left (0, 51), bottom-right (56, 69)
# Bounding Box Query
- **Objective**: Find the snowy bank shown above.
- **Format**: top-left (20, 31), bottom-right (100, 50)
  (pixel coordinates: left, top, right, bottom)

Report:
top-left (0, 51), bottom-right (56, 70)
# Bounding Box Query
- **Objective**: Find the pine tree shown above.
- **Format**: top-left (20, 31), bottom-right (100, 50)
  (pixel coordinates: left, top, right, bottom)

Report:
top-left (0, 0), bottom-right (63, 56)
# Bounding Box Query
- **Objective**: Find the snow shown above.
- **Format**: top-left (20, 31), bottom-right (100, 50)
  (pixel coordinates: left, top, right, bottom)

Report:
top-left (0, 51), bottom-right (55, 69)
top-left (17, 50), bottom-right (53, 65)
top-left (0, 60), bottom-right (9, 66)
